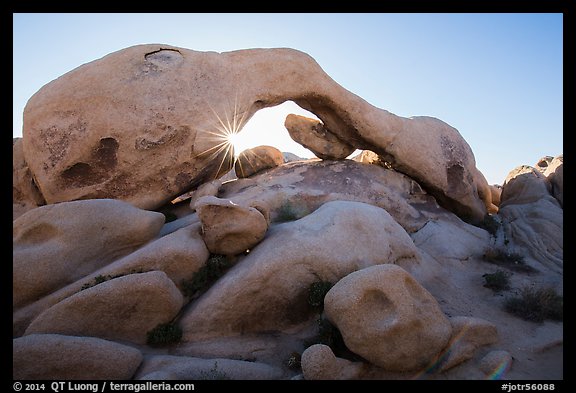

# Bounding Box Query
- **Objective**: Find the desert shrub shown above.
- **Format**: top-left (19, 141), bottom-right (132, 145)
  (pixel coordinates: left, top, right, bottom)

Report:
top-left (308, 281), bottom-right (333, 309)
top-left (181, 254), bottom-right (231, 298)
top-left (80, 269), bottom-right (144, 291)
top-left (199, 361), bottom-right (230, 380)
top-left (286, 352), bottom-right (302, 370)
top-left (482, 248), bottom-right (536, 273)
top-left (274, 201), bottom-right (300, 222)
top-left (479, 214), bottom-right (500, 237)
top-left (504, 286), bottom-right (563, 322)
top-left (146, 322), bottom-right (182, 346)
top-left (483, 270), bottom-right (512, 292)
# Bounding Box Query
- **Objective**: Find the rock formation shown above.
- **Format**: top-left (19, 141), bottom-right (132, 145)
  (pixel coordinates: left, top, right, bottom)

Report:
top-left (13, 334), bottom-right (142, 380)
top-left (13, 44), bottom-right (562, 380)
top-left (234, 145), bottom-right (284, 178)
top-left (301, 344), bottom-right (365, 380)
top-left (324, 265), bottom-right (453, 372)
top-left (13, 199), bottom-right (165, 309)
top-left (22, 44), bottom-right (490, 223)
top-left (135, 355), bottom-right (284, 380)
top-left (284, 114), bottom-right (355, 159)
top-left (195, 196), bottom-right (269, 255)
top-left (24, 271), bottom-right (184, 344)
top-left (13, 138), bottom-right (45, 220)
top-left (498, 165), bottom-right (563, 273)
top-left (179, 200), bottom-right (423, 341)
top-left (543, 154), bottom-right (563, 207)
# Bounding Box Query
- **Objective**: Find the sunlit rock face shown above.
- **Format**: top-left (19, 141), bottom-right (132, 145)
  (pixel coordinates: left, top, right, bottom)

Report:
top-left (23, 44), bottom-right (489, 222)
top-left (498, 165), bottom-right (563, 274)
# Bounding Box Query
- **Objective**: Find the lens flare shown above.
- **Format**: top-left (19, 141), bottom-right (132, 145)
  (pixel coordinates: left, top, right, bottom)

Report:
top-left (194, 93), bottom-right (252, 177)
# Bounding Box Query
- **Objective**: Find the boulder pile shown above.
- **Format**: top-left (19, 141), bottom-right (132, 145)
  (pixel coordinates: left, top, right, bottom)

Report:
top-left (13, 45), bottom-right (562, 380)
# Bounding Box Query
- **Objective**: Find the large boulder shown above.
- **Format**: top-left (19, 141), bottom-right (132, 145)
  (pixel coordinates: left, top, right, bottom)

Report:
top-left (284, 114), bottom-right (355, 159)
top-left (499, 165), bottom-right (552, 206)
top-left (13, 334), bottom-right (142, 380)
top-left (234, 145), bottom-right (284, 178)
top-left (498, 166), bottom-right (563, 273)
top-left (13, 138), bottom-right (45, 220)
top-left (24, 271), bottom-right (184, 344)
top-left (214, 159), bottom-right (445, 233)
top-left (13, 223), bottom-right (208, 337)
top-left (13, 199), bottom-right (165, 310)
top-left (135, 355), bottom-right (284, 380)
top-left (180, 201), bottom-right (423, 341)
top-left (324, 264), bottom-right (453, 372)
top-left (23, 44), bottom-right (489, 222)
top-left (195, 196), bottom-right (270, 255)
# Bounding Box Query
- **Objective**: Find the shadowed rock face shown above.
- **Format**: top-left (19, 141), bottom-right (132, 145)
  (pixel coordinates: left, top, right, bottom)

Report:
top-left (13, 199), bottom-right (165, 310)
top-left (24, 271), bottom-right (184, 344)
top-left (23, 44), bottom-right (489, 222)
top-left (13, 334), bottom-right (143, 380)
top-left (13, 138), bottom-right (45, 220)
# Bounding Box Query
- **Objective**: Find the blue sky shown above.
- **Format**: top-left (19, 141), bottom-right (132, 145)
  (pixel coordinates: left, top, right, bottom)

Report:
top-left (13, 13), bottom-right (563, 185)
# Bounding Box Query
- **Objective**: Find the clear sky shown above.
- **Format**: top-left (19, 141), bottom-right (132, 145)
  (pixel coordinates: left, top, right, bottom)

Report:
top-left (13, 13), bottom-right (563, 185)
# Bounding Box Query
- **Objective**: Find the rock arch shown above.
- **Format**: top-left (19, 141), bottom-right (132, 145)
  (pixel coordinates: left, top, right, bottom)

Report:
top-left (22, 44), bottom-right (490, 222)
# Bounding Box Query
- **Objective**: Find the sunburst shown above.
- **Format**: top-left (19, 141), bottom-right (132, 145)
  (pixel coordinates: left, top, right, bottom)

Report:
top-left (194, 93), bottom-right (252, 178)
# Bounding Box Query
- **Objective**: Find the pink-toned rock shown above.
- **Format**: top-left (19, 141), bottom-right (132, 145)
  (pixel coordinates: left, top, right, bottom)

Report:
top-left (234, 145), bottom-right (284, 178)
top-left (13, 223), bottom-right (208, 337)
top-left (438, 316), bottom-right (499, 371)
top-left (13, 199), bottom-right (165, 310)
top-left (215, 159), bottom-right (444, 233)
top-left (13, 334), bottom-right (142, 380)
top-left (284, 114), bottom-right (355, 159)
top-left (324, 264), bottom-right (452, 372)
top-left (23, 44), bottom-right (489, 222)
top-left (301, 344), bottom-right (365, 380)
top-left (195, 196), bottom-right (269, 255)
top-left (25, 271), bottom-right (184, 344)
top-left (180, 201), bottom-right (424, 341)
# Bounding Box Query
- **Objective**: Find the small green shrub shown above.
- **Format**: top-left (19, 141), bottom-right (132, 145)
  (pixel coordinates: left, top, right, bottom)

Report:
top-left (146, 322), bottom-right (182, 346)
top-left (181, 254), bottom-right (231, 298)
top-left (274, 201), bottom-right (300, 222)
top-left (483, 270), bottom-right (511, 292)
top-left (199, 361), bottom-right (230, 380)
top-left (286, 352), bottom-right (302, 370)
top-left (482, 248), bottom-right (536, 273)
top-left (308, 281), bottom-right (333, 309)
top-left (479, 214), bottom-right (500, 237)
top-left (504, 286), bottom-right (563, 322)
